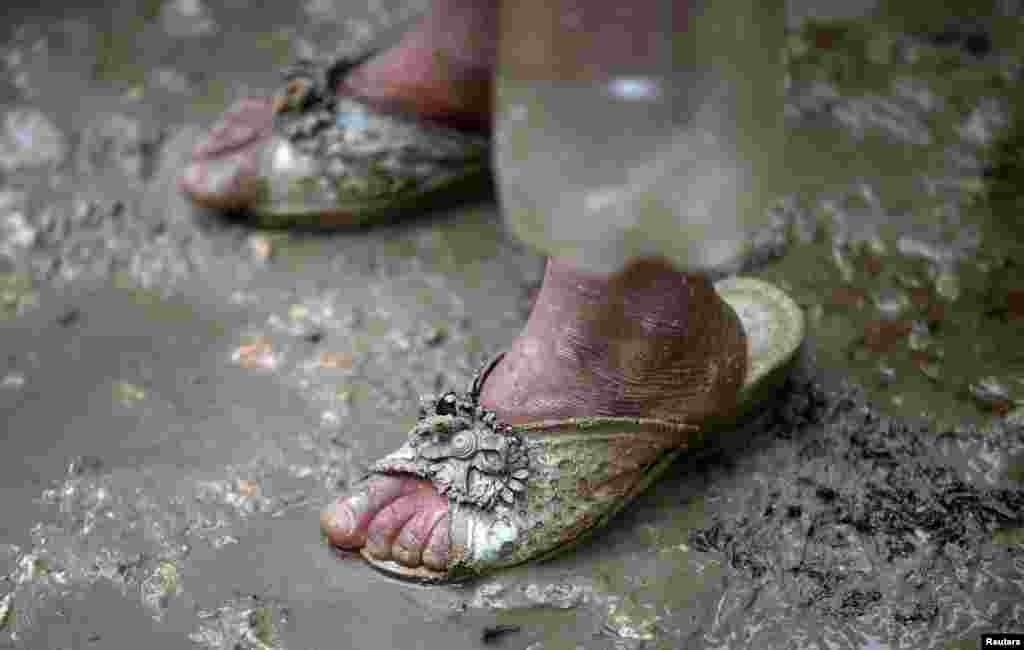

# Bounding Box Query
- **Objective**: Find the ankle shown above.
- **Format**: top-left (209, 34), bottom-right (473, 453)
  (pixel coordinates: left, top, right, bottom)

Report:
top-left (480, 256), bottom-right (748, 425)
top-left (339, 37), bottom-right (492, 130)
top-left (539, 257), bottom-right (711, 338)
top-left (336, 0), bottom-right (496, 129)
top-left (416, 0), bottom-right (498, 71)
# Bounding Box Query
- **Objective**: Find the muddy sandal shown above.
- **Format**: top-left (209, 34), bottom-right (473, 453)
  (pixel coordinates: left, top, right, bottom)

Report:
top-left (210, 56), bottom-right (490, 229)
top-left (358, 276), bottom-right (805, 584)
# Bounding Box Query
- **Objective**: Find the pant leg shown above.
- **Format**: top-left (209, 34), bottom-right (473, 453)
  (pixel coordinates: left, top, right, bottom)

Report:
top-left (494, 0), bottom-right (786, 274)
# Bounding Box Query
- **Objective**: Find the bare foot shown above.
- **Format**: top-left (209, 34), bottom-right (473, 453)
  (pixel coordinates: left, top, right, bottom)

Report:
top-left (320, 257), bottom-right (747, 570)
top-left (180, 0), bottom-right (496, 210)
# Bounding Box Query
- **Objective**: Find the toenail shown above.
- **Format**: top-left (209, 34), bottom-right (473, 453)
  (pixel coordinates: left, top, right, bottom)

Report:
top-left (422, 547), bottom-right (442, 569)
top-left (203, 156), bottom-right (243, 194)
top-left (393, 544), bottom-right (415, 564)
top-left (182, 163), bottom-right (203, 189)
top-left (365, 539), bottom-right (390, 560)
top-left (227, 124), bottom-right (255, 144)
top-left (325, 501), bottom-right (355, 536)
top-left (210, 120), bottom-right (230, 137)
top-left (238, 97), bottom-right (266, 113)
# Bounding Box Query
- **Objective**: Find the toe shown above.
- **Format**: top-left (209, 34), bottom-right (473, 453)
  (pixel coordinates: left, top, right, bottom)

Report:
top-left (364, 490), bottom-right (441, 561)
top-left (192, 97), bottom-right (273, 159)
top-left (179, 97), bottom-right (273, 209)
top-left (321, 474), bottom-right (434, 550)
top-left (421, 513), bottom-right (451, 570)
top-left (179, 150), bottom-right (260, 209)
top-left (391, 495), bottom-right (448, 567)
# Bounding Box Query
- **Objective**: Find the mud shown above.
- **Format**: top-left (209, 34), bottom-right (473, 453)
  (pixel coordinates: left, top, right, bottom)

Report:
top-left (689, 372), bottom-right (1024, 645)
top-left (1, 1), bottom-right (1023, 649)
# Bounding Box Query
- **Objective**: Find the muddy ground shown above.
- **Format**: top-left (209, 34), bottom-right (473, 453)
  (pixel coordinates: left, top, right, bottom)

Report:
top-left (1, 1), bottom-right (1023, 649)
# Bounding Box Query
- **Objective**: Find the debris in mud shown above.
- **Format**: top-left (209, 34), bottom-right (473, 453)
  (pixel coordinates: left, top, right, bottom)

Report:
top-left (1005, 408), bottom-right (1024, 432)
top-left (303, 0), bottom-right (344, 23)
top-left (603, 595), bottom-right (660, 641)
top-left (829, 285), bottom-right (868, 310)
top-left (0, 108), bottom-right (65, 171)
top-left (1, 187), bottom-right (204, 288)
top-left (932, 265), bottom-right (960, 303)
top-left (235, 479), bottom-right (259, 497)
top-left (1, 209), bottom-right (37, 251)
top-left (895, 234), bottom-right (956, 267)
top-left (56, 307), bottom-right (81, 326)
top-left (873, 287), bottom-right (910, 318)
top-left (785, 78), bottom-right (841, 121)
top-left (140, 560), bottom-right (179, 620)
top-left (421, 324), bottom-right (447, 347)
top-left (232, 336), bottom-right (278, 370)
top-left (1, 530), bottom-right (189, 637)
top-left (160, 0), bottom-right (217, 38)
top-left (968, 376), bottom-right (1015, 414)
top-left (857, 318), bottom-right (913, 353)
top-left (469, 582), bottom-right (509, 609)
top-left (76, 113), bottom-right (163, 180)
top-left (743, 208), bottom-right (792, 272)
top-left (148, 67), bottom-right (192, 95)
top-left (689, 380), bottom-right (1024, 628)
top-left (66, 455), bottom-right (104, 476)
top-left (0, 190), bottom-right (29, 231)
top-left (958, 96), bottom-right (1009, 148)
top-left (1, 371), bottom-right (26, 388)
top-left (891, 76), bottom-right (943, 113)
top-left (924, 24), bottom-right (993, 58)
top-left (0, 592), bottom-right (12, 631)
top-left (194, 476), bottom-right (272, 516)
top-left (316, 350), bottom-right (352, 369)
top-left (1000, 287), bottom-right (1024, 320)
top-left (522, 583), bottom-right (586, 609)
top-left (467, 581), bottom-right (588, 612)
top-left (831, 95), bottom-right (933, 146)
top-left (481, 624), bottom-right (520, 644)
top-left (766, 373), bottom-right (830, 435)
top-left (0, 271), bottom-right (38, 318)
top-left (190, 595), bottom-right (289, 650)
top-left (247, 235), bottom-right (274, 264)
top-left (302, 329), bottom-right (324, 344)
top-left (876, 364), bottom-right (897, 386)
top-left (113, 380), bottom-right (146, 406)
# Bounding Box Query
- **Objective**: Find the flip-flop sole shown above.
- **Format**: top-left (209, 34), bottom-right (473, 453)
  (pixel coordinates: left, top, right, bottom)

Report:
top-left (359, 276), bottom-right (804, 584)
top-left (186, 54), bottom-right (492, 230)
top-left (248, 162), bottom-right (492, 230)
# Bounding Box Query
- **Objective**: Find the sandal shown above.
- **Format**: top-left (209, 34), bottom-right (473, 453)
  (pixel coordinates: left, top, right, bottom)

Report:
top-left (357, 276), bottom-right (805, 584)
top-left (204, 56), bottom-right (491, 229)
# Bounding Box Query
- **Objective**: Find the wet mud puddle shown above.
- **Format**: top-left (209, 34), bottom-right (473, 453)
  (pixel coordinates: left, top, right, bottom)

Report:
top-left (1, 1), bottom-right (1023, 649)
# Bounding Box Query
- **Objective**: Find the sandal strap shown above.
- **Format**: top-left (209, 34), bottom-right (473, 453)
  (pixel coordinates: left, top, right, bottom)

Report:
top-left (322, 51), bottom-right (376, 97)
top-left (262, 52), bottom-right (489, 212)
top-left (275, 51), bottom-right (377, 115)
top-left (468, 352), bottom-right (505, 404)
top-left (372, 353), bottom-right (700, 513)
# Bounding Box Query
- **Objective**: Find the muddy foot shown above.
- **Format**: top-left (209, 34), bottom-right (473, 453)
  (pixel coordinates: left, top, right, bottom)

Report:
top-left (180, 0), bottom-right (495, 210)
top-left (321, 257), bottom-right (748, 572)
